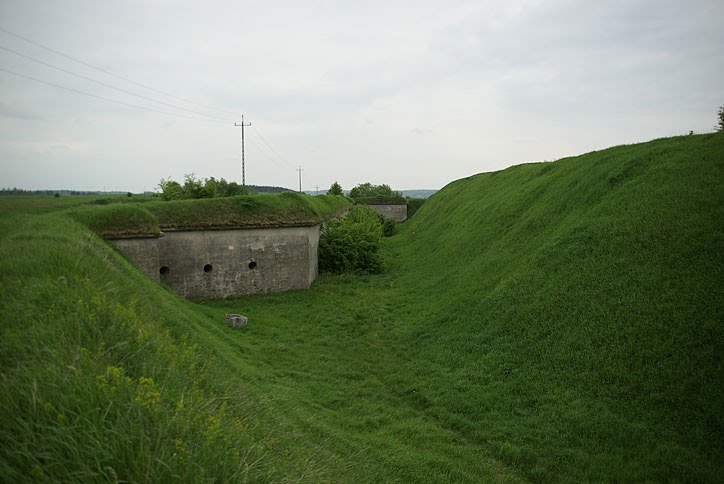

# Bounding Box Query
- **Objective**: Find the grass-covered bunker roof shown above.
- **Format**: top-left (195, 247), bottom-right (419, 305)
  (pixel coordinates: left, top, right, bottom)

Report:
top-left (70, 192), bottom-right (351, 238)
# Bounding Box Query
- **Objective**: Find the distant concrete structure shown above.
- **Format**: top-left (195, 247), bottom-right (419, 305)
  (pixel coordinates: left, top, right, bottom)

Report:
top-left (362, 204), bottom-right (408, 222)
top-left (109, 224), bottom-right (320, 299)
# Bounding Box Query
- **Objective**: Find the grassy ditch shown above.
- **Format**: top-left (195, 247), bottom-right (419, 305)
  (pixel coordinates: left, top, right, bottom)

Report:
top-left (203, 133), bottom-right (724, 482)
top-left (1, 133), bottom-right (722, 482)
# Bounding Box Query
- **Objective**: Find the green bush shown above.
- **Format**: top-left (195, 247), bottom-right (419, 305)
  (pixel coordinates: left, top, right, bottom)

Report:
top-left (319, 206), bottom-right (383, 274)
top-left (381, 218), bottom-right (397, 237)
top-left (157, 174), bottom-right (251, 200)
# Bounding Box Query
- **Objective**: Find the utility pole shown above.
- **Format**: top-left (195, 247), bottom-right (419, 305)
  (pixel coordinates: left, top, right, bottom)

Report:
top-left (314, 185), bottom-right (319, 195)
top-left (234, 115), bottom-right (251, 186)
top-left (297, 166), bottom-right (304, 193)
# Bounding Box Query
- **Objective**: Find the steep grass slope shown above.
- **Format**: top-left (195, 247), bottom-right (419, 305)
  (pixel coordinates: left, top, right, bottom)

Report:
top-left (386, 133), bottom-right (724, 480)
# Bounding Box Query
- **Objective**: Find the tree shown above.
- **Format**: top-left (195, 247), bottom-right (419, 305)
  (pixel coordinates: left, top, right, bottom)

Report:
top-left (182, 173), bottom-right (212, 199)
top-left (158, 178), bottom-right (183, 201)
top-left (349, 183), bottom-right (402, 199)
top-left (718, 106), bottom-right (724, 132)
top-left (328, 181), bottom-right (343, 196)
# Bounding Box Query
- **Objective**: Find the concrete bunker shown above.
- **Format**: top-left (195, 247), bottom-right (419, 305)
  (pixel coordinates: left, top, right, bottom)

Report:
top-left (109, 223), bottom-right (321, 299)
top-left (98, 192), bottom-right (349, 299)
top-left (359, 203), bottom-right (408, 222)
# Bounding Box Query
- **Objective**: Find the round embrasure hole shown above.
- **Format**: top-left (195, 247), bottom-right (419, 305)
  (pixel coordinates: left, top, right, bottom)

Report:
top-left (160, 266), bottom-right (170, 276)
top-left (248, 260), bottom-right (257, 269)
top-left (203, 264), bottom-right (213, 273)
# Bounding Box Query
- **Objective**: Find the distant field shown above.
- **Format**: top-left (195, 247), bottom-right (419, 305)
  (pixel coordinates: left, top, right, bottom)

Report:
top-left (1, 133), bottom-right (722, 482)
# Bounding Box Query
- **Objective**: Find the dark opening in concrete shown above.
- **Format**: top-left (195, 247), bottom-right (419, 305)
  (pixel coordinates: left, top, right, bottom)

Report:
top-left (160, 266), bottom-right (170, 276)
top-left (248, 260), bottom-right (257, 269)
top-left (203, 264), bottom-right (213, 273)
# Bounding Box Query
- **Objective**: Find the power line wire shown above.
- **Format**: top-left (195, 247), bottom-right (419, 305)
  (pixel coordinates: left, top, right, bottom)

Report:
top-left (0, 43), bottom-right (231, 122)
top-left (251, 125), bottom-right (295, 167)
top-left (0, 67), bottom-right (223, 123)
top-left (0, 25), bottom-right (241, 118)
top-left (246, 137), bottom-right (288, 170)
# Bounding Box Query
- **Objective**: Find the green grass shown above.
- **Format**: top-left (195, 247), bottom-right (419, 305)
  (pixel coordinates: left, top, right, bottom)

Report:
top-left (382, 133), bottom-right (724, 481)
top-left (0, 193), bottom-right (154, 215)
top-left (67, 204), bottom-right (161, 238)
top-left (1, 133), bottom-right (722, 482)
top-left (145, 192), bottom-right (350, 230)
top-left (0, 213), bottom-right (339, 482)
top-left (0, 192), bottom-right (351, 238)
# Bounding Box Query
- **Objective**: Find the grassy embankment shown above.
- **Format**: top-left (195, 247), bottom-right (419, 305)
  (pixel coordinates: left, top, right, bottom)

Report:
top-left (0, 193), bottom-right (351, 482)
top-left (204, 133), bottom-right (723, 482)
top-left (1, 134), bottom-right (723, 482)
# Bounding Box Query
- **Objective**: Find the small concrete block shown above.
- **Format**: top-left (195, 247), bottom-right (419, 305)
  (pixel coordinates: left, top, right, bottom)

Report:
top-left (225, 313), bottom-right (248, 329)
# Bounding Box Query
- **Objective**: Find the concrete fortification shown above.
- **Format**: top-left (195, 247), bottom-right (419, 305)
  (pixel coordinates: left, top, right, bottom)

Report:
top-left (363, 203), bottom-right (408, 222)
top-left (111, 224), bottom-right (320, 298)
top-left (99, 193), bottom-right (350, 299)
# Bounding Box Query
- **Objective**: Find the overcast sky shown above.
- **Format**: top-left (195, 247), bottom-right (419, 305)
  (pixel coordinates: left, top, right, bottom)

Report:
top-left (1, 0), bottom-right (722, 193)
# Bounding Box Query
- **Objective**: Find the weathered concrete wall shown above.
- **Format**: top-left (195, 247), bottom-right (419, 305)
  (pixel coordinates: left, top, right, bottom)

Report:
top-left (364, 204), bottom-right (408, 222)
top-left (109, 224), bottom-right (320, 299)
top-left (109, 237), bottom-right (160, 283)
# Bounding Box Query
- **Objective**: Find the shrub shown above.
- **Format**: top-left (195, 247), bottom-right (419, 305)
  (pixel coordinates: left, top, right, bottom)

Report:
top-left (158, 178), bottom-right (183, 200)
top-left (319, 206), bottom-right (383, 274)
top-left (382, 218), bottom-right (397, 237)
top-left (157, 175), bottom-right (251, 201)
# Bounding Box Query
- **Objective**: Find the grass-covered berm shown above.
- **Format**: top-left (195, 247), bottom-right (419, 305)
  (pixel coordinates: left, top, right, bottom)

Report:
top-left (0, 193), bottom-right (351, 482)
top-left (2, 134), bottom-right (723, 482)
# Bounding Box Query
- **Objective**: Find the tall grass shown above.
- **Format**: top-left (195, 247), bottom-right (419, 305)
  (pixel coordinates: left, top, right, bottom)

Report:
top-left (0, 214), bottom-right (328, 482)
top-left (1, 133), bottom-right (722, 482)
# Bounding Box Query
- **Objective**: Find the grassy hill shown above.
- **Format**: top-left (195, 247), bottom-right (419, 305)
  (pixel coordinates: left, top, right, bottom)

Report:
top-left (1, 133), bottom-right (722, 482)
top-left (385, 132), bottom-right (724, 480)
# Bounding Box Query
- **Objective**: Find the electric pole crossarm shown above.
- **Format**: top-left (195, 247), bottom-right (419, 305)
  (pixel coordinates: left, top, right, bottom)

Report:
top-left (234, 115), bottom-right (251, 186)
